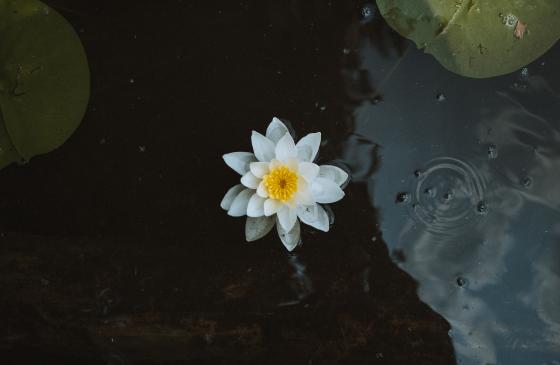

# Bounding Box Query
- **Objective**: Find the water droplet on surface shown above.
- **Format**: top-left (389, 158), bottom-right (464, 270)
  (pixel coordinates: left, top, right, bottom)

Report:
top-left (487, 144), bottom-right (498, 159)
top-left (424, 187), bottom-right (436, 198)
top-left (456, 276), bottom-right (469, 288)
top-left (476, 201), bottom-right (488, 215)
top-left (396, 192), bottom-right (411, 205)
top-left (521, 176), bottom-right (533, 188)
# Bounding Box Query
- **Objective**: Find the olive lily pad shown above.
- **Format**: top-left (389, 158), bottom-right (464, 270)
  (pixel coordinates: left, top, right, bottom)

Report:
top-left (376, 0), bottom-right (560, 78)
top-left (0, 0), bottom-right (89, 167)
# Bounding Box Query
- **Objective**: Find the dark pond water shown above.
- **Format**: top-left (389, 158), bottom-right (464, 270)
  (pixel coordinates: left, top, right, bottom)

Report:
top-left (0, 1), bottom-right (559, 364)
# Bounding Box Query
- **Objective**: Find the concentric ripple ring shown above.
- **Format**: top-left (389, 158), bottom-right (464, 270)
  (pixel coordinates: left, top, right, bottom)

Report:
top-left (409, 157), bottom-right (487, 235)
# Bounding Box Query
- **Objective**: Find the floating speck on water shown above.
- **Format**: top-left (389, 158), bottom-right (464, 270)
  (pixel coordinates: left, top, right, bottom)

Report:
top-left (476, 201), bottom-right (488, 215)
top-left (414, 169), bottom-right (423, 178)
top-left (396, 192), bottom-right (411, 204)
top-left (436, 92), bottom-right (446, 102)
top-left (456, 276), bottom-right (469, 288)
top-left (522, 176), bottom-right (533, 188)
top-left (443, 192), bottom-right (454, 202)
top-left (520, 67), bottom-right (529, 78)
top-left (487, 144), bottom-right (498, 159)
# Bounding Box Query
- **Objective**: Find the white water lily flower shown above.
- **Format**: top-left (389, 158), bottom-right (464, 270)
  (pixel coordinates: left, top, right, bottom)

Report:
top-left (221, 117), bottom-right (349, 251)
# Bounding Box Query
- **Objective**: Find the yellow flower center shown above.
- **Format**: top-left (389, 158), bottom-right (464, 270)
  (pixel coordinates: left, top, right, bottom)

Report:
top-left (263, 166), bottom-right (298, 202)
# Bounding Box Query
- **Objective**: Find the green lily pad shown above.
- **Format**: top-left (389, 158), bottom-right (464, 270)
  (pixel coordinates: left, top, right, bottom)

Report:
top-left (376, 0), bottom-right (560, 78)
top-left (0, 0), bottom-right (89, 166)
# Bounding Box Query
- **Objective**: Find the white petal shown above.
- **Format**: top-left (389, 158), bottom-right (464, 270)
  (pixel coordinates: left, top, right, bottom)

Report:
top-left (257, 181), bottom-right (269, 198)
top-left (295, 188), bottom-right (315, 206)
top-left (298, 162), bottom-right (319, 182)
top-left (251, 131), bottom-right (276, 162)
top-left (276, 217), bottom-right (301, 251)
top-left (277, 205), bottom-right (298, 232)
top-left (264, 198), bottom-right (283, 216)
top-left (296, 132), bottom-right (321, 162)
top-left (311, 177), bottom-right (345, 204)
top-left (245, 216), bottom-right (275, 242)
top-left (319, 165), bottom-right (349, 186)
top-left (228, 189), bottom-right (253, 217)
top-left (223, 152), bottom-right (256, 175)
top-left (220, 184), bottom-right (245, 210)
top-left (285, 157), bottom-right (299, 172)
top-left (247, 193), bottom-right (266, 217)
top-left (241, 171), bottom-right (261, 189)
top-left (269, 158), bottom-right (282, 169)
top-left (297, 204), bottom-right (329, 232)
top-left (266, 117), bottom-right (289, 144)
top-left (275, 133), bottom-right (297, 162)
top-left (249, 162), bottom-right (269, 178)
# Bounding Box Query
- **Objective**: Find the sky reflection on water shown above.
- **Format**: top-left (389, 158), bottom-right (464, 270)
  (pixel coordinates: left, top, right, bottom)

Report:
top-left (343, 22), bottom-right (560, 365)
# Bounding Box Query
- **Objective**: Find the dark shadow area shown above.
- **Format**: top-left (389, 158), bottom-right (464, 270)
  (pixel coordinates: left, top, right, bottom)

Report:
top-left (0, 1), bottom-right (456, 364)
